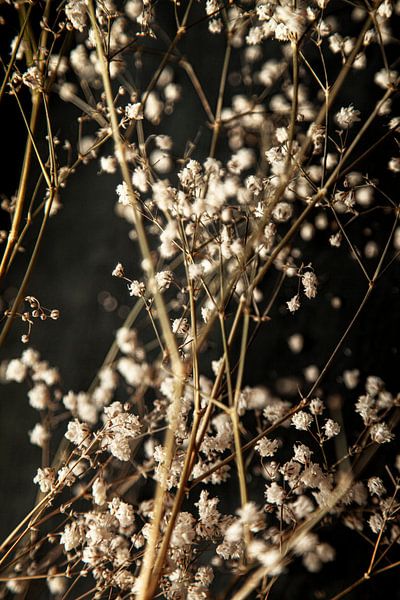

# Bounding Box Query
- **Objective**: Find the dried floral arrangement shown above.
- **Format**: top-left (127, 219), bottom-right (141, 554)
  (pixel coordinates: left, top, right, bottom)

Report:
top-left (0, 0), bottom-right (400, 598)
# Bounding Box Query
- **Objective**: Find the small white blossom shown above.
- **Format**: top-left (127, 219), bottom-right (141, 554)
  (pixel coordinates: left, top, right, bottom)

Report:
top-left (343, 369), bottom-right (360, 389)
top-left (92, 478), bottom-right (107, 505)
top-left (287, 294), bottom-right (301, 313)
top-left (132, 167), bottom-right (148, 192)
top-left (374, 68), bottom-right (398, 89)
top-left (33, 467), bottom-right (55, 493)
top-left (28, 383), bottom-right (50, 410)
top-left (65, 0), bottom-right (87, 31)
top-left (5, 359), bottom-right (27, 382)
top-left (322, 419), bottom-right (341, 439)
top-left (335, 105), bottom-right (361, 129)
top-left (155, 270), bottom-right (173, 291)
top-left (288, 333), bottom-right (304, 353)
top-left (22, 65), bottom-right (43, 90)
top-left (188, 262), bottom-right (204, 280)
top-left (304, 365), bottom-right (319, 383)
top-left (172, 317), bottom-right (190, 336)
top-left (310, 398), bottom-right (324, 415)
top-left (116, 182), bottom-right (132, 206)
top-left (330, 232), bottom-right (342, 247)
top-left (100, 155), bottom-right (117, 173)
top-left (112, 262), bottom-right (125, 278)
top-left (29, 423), bottom-right (49, 448)
top-left (302, 271), bottom-right (318, 299)
top-left (109, 497), bottom-right (135, 529)
top-left (255, 436), bottom-right (279, 457)
top-left (21, 348), bottom-right (40, 367)
top-left (128, 280), bottom-right (145, 297)
top-left (265, 482), bottom-right (285, 505)
top-left (293, 444), bottom-right (313, 464)
top-left (273, 202), bottom-right (293, 222)
top-left (125, 102), bottom-right (143, 120)
top-left (292, 411), bottom-right (313, 430)
top-left (65, 419), bottom-right (91, 447)
top-left (102, 402), bottom-right (142, 461)
top-left (388, 157), bottom-right (400, 172)
top-left (60, 521), bottom-right (81, 551)
top-left (368, 477), bottom-right (386, 497)
top-left (272, 7), bottom-right (306, 42)
top-left (369, 422), bottom-right (394, 444)
top-left (369, 514), bottom-right (384, 534)
top-left (47, 575), bottom-right (67, 596)
top-left (365, 376), bottom-right (384, 397)
top-left (171, 512), bottom-right (196, 547)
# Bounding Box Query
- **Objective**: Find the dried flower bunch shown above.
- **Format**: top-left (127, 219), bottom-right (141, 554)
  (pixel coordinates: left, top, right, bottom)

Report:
top-left (0, 0), bottom-right (400, 599)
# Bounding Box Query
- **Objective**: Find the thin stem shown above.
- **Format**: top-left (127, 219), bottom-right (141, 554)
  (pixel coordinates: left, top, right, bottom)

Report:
top-left (209, 40), bottom-right (232, 158)
top-left (86, 7), bottom-right (185, 598)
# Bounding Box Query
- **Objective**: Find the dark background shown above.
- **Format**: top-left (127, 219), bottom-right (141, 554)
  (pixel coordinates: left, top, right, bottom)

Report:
top-left (1, 2), bottom-right (399, 598)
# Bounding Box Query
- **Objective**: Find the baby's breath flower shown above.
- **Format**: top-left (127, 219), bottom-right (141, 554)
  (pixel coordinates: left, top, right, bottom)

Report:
top-left (368, 477), bottom-right (386, 496)
top-left (310, 398), bottom-right (324, 415)
top-left (100, 155), bottom-right (117, 173)
top-left (322, 419), bottom-right (340, 439)
top-left (171, 512), bottom-right (196, 547)
top-left (47, 573), bottom-right (67, 596)
top-left (21, 348), bottom-right (40, 366)
top-left (65, 419), bottom-right (91, 447)
top-left (92, 477), bottom-right (107, 505)
top-left (5, 358), bottom-right (27, 382)
top-left (374, 68), bottom-right (398, 89)
top-left (365, 376), bottom-right (384, 397)
top-left (287, 294), bottom-right (300, 313)
top-left (369, 514), bottom-right (384, 534)
top-left (60, 521), bottom-right (81, 551)
top-left (28, 383), bottom-right (50, 410)
top-left (65, 0), bottom-right (87, 31)
top-left (265, 482), bottom-right (285, 505)
top-left (29, 423), bottom-right (50, 448)
top-left (272, 7), bottom-right (306, 42)
top-left (155, 270), bottom-right (173, 290)
top-left (272, 201), bottom-right (293, 222)
top-left (259, 548), bottom-right (284, 574)
top-left (292, 411), bottom-right (313, 430)
top-left (6, 580), bottom-right (25, 594)
top-left (112, 262), bottom-right (125, 278)
top-left (128, 280), bottom-right (146, 297)
top-left (102, 402), bottom-right (142, 461)
top-left (255, 436), bottom-right (279, 457)
top-left (116, 182), bottom-right (132, 206)
top-left (288, 333), bottom-right (304, 353)
top-left (195, 490), bottom-right (221, 538)
top-left (132, 167), bottom-right (148, 192)
top-left (125, 102), bottom-right (143, 120)
top-left (22, 65), bottom-right (43, 90)
top-left (369, 422), bottom-right (394, 444)
top-left (330, 232), bottom-right (342, 247)
top-left (335, 105), bottom-right (361, 129)
top-left (304, 364), bottom-right (319, 383)
top-left (302, 271), bottom-right (318, 299)
top-left (343, 369), bottom-right (360, 389)
top-left (108, 497), bottom-right (135, 529)
top-left (355, 394), bottom-right (376, 425)
top-left (293, 444), bottom-right (313, 464)
top-left (388, 157), bottom-right (400, 172)
top-left (33, 467), bottom-right (55, 493)
top-left (188, 262), bottom-right (204, 280)
top-left (172, 317), bottom-right (190, 336)
top-left (201, 305), bottom-right (213, 323)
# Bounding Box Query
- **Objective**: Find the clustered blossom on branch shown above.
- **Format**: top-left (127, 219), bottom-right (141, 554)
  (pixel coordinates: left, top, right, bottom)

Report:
top-left (0, 0), bottom-right (400, 599)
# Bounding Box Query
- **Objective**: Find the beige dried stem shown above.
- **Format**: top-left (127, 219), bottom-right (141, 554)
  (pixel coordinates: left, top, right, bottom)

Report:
top-left (86, 3), bottom-right (187, 598)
